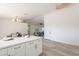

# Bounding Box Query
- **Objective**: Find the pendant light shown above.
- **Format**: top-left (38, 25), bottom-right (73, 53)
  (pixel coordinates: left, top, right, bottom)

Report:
top-left (12, 16), bottom-right (23, 23)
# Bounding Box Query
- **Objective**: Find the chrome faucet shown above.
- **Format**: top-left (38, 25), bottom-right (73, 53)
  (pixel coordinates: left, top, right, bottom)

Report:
top-left (28, 24), bottom-right (30, 38)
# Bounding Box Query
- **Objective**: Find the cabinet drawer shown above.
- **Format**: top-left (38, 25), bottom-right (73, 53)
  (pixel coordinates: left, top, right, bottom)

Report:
top-left (0, 48), bottom-right (7, 56)
top-left (9, 44), bottom-right (25, 50)
top-left (8, 43), bottom-right (25, 56)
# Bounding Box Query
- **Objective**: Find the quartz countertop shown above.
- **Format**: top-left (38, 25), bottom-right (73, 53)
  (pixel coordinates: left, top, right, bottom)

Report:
top-left (0, 36), bottom-right (42, 49)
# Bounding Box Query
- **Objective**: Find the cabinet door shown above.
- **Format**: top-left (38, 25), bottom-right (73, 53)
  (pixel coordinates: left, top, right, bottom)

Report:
top-left (8, 43), bottom-right (25, 56)
top-left (35, 39), bottom-right (42, 55)
top-left (29, 41), bottom-right (37, 56)
top-left (26, 41), bottom-right (36, 56)
top-left (25, 42), bottom-right (30, 56)
top-left (25, 39), bottom-right (42, 56)
top-left (0, 48), bottom-right (8, 56)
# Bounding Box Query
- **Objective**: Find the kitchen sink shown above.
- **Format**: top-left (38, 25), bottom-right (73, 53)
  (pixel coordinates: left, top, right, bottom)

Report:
top-left (4, 38), bottom-right (14, 41)
top-left (2, 37), bottom-right (14, 41)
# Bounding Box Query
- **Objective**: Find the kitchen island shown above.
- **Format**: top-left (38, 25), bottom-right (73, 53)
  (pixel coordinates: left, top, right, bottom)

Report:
top-left (0, 36), bottom-right (43, 56)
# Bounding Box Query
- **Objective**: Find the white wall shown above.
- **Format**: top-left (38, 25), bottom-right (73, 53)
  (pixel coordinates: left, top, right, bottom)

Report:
top-left (44, 4), bottom-right (79, 46)
top-left (0, 19), bottom-right (28, 39)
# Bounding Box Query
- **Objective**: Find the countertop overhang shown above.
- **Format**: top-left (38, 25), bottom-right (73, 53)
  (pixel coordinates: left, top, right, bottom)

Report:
top-left (0, 36), bottom-right (42, 49)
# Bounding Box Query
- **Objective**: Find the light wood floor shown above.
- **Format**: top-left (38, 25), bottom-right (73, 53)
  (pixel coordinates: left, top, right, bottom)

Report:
top-left (42, 39), bottom-right (79, 56)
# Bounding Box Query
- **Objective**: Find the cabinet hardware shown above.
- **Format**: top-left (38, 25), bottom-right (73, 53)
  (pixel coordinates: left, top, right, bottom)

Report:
top-left (8, 54), bottom-right (10, 56)
top-left (30, 42), bottom-right (34, 44)
top-left (14, 46), bottom-right (21, 49)
top-left (35, 44), bottom-right (37, 49)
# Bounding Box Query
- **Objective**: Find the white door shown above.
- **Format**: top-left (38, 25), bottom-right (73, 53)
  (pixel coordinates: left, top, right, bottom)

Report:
top-left (0, 48), bottom-right (8, 56)
top-left (8, 43), bottom-right (25, 56)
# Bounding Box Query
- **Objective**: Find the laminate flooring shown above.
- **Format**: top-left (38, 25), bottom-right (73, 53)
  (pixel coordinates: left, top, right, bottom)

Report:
top-left (42, 39), bottom-right (79, 56)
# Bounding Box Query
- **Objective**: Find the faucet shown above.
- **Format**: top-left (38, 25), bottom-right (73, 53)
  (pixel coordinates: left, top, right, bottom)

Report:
top-left (28, 24), bottom-right (30, 38)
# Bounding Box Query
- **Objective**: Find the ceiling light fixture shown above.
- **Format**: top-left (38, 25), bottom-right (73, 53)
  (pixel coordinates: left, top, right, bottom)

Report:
top-left (56, 3), bottom-right (70, 9)
top-left (12, 16), bottom-right (23, 23)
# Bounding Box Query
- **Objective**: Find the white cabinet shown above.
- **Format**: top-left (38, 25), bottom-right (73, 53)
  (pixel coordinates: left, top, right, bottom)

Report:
top-left (0, 37), bottom-right (42, 56)
top-left (25, 42), bottom-right (30, 56)
top-left (8, 43), bottom-right (25, 56)
top-left (26, 41), bottom-right (36, 56)
top-left (25, 39), bottom-right (42, 56)
top-left (35, 39), bottom-right (42, 55)
top-left (0, 48), bottom-right (8, 56)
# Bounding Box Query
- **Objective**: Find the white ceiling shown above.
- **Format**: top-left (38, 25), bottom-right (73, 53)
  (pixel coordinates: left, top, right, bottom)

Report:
top-left (0, 3), bottom-right (56, 24)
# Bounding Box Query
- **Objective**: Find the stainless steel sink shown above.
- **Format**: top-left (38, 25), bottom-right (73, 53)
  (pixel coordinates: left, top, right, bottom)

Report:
top-left (3, 38), bottom-right (14, 41)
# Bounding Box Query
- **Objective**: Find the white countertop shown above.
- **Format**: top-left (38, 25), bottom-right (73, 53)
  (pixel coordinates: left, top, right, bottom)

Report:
top-left (0, 36), bottom-right (42, 49)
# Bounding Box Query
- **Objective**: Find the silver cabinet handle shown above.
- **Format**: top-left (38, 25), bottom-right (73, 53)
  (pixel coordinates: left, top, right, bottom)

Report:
top-left (35, 44), bottom-right (37, 49)
top-left (30, 42), bottom-right (34, 44)
top-left (8, 54), bottom-right (10, 56)
top-left (14, 46), bottom-right (21, 49)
